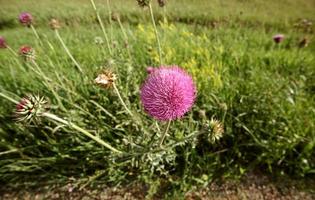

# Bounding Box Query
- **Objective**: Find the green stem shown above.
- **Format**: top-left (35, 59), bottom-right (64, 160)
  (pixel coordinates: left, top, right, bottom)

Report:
top-left (0, 92), bottom-right (19, 104)
top-left (113, 83), bottom-right (133, 116)
top-left (117, 18), bottom-right (132, 61)
top-left (149, 3), bottom-right (163, 66)
top-left (90, 0), bottom-right (112, 55)
top-left (30, 24), bottom-right (43, 46)
top-left (54, 29), bottom-right (83, 73)
top-left (159, 120), bottom-right (171, 147)
top-left (42, 112), bottom-right (122, 154)
top-left (106, 0), bottom-right (113, 41)
top-left (6, 45), bottom-right (17, 56)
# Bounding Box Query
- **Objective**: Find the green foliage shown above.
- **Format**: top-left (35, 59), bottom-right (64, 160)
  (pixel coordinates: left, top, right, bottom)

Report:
top-left (0, 0), bottom-right (315, 198)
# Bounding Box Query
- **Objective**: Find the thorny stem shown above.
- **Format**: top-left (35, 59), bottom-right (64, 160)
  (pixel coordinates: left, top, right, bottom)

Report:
top-left (159, 120), bottom-right (171, 147)
top-left (149, 3), bottom-right (163, 66)
top-left (54, 29), bottom-right (83, 73)
top-left (113, 83), bottom-right (133, 116)
top-left (30, 24), bottom-right (43, 46)
top-left (90, 0), bottom-right (112, 55)
top-left (42, 112), bottom-right (122, 154)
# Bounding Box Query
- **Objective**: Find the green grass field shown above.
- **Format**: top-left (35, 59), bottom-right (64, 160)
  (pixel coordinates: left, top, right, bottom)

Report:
top-left (0, 0), bottom-right (315, 198)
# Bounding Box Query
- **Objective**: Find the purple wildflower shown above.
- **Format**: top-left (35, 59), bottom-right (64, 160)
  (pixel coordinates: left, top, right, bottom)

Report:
top-left (0, 36), bottom-right (7, 48)
top-left (273, 34), bottom-right (284, 44)
top-left (140, 66), bottom-right (196, 121)
top-left (19, 12), bottom-right (33, 26)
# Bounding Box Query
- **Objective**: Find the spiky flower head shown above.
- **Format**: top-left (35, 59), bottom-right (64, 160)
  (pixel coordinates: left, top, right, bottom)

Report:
top-left (49, 18), bottom-right (61, 30)
top-left (95, 70), bottom-right (117, 89)
top-left (19, 12), bottom-right (33, 26)
top-left (19, 45), bottom-right (35, 62)
top-left (157, 0), bottom-right (166, 7)
top-left (140, 66), bottom-right (196, 121)
top-left (273, 34), bottom-right (284, 44)
top-left (15, 95), bottom-right (48, 123)
top-left (0, 36), bottom-right (7, 48)
top-left (137, 0), bottom-right (151, 7)
top-left (205, 118), bottom-right (224, 142)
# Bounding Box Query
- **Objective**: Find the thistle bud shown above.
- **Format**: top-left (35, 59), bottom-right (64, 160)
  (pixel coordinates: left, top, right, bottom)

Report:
top-left (201, 118), bottom-right (224, 143)
top-left (298, 37), bottom-right (310, 48)
top-left (137, 0), bottom-right (150, 7)
top-left (19, 45), bottom-right (35, 62)
top-left (95, 70), bottom-right (117, 89)
top-left (0, 36), bottom-right (7, 49)
top-left (157, 0), bottom-right (166, 7)
top-left (19, 12), bottom-right (33, 27)
top-left (15, 95), bottom-right (48, 122)
top-left (111, 12), bottom-right (120, 22)
top-left (49, 18), bottom-right (61, 30)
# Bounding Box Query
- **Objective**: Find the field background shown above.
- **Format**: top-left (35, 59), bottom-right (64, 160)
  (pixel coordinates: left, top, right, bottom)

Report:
top-left (0, 0), bottom-right (315, 199)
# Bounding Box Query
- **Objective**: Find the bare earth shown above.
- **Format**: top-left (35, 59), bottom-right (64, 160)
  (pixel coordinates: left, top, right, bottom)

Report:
top-left (1, 174), bottom-right (314, 200)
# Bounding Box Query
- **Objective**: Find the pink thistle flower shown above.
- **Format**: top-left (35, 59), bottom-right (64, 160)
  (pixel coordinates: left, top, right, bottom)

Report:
top-left (273, 34), bottom-right (284, 44)
top-left (0, 36), bottom-right (7, 48)
top-left (140, 66), bottom-right (196, 121)
top-left (19, 45), bottom-right (35, 61)
top-left (19, 12), bottom-right (33, 26)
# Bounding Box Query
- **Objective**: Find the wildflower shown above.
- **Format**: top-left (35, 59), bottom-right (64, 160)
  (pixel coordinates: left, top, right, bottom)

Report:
top-left (157, 0), bottom-right (166, 7)
top-left (95, 70), bottom-right (117, 89)
top-left (0, 36), bottom-right (7, 48)
top-left (137, 0), bottom-right (150, 7)
top-left (49, 18), bottom-right (60, 30)
top-left (19, 12), bottom-right (33, 26)
top-left (140, 66), bottom-right (196, 121)
top-left (273, 34), bottom-right (284, 44)
top-left (14, 95), bottom-right (48, 122)
top-left (206, 118), bottom-right (224, 142)
top-left (19, 45), bottom-right (35, 61)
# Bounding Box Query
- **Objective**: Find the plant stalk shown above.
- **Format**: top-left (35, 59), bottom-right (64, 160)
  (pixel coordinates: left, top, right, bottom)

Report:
top-left (159, 120), bottom-right (171, 147)
top-left (90, 0), bottom-right (112, 55)
top-left (113, 83), bottom-right (133, 116)
top-left (54, 29), bottom-right (83, 73)
top-left (149, 3), bottom-right (163, 66)
top-left (42, 112), bottom-right (122, 154)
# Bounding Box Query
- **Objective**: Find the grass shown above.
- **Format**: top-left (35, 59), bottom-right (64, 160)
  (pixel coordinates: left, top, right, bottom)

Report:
top-left (0, 0), bottom-right (315, 198)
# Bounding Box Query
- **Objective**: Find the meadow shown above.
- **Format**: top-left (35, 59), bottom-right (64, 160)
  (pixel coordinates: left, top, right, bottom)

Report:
top-left (0, 0), bottom-right (315, 198)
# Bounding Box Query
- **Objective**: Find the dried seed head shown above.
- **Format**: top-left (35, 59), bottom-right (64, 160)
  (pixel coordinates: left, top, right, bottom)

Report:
top-left (137, 0), bottom-right (151, 7)
top-left (95, 70), bottom-right (117, 89)
top-left (298, 37), bottom-right (310, 48)
top-left (157, 0), bottom-right (166, 7)
top-left (19, 45), bottom-right (35, 62)
top-left (49, 18), bottom-right (61, 30)
top-left (94, 36), bottom-right (104, 45)
top-left (15, 95), bottom-right (48, 123)
top-left (111, 12), bottom-right (120, 22)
